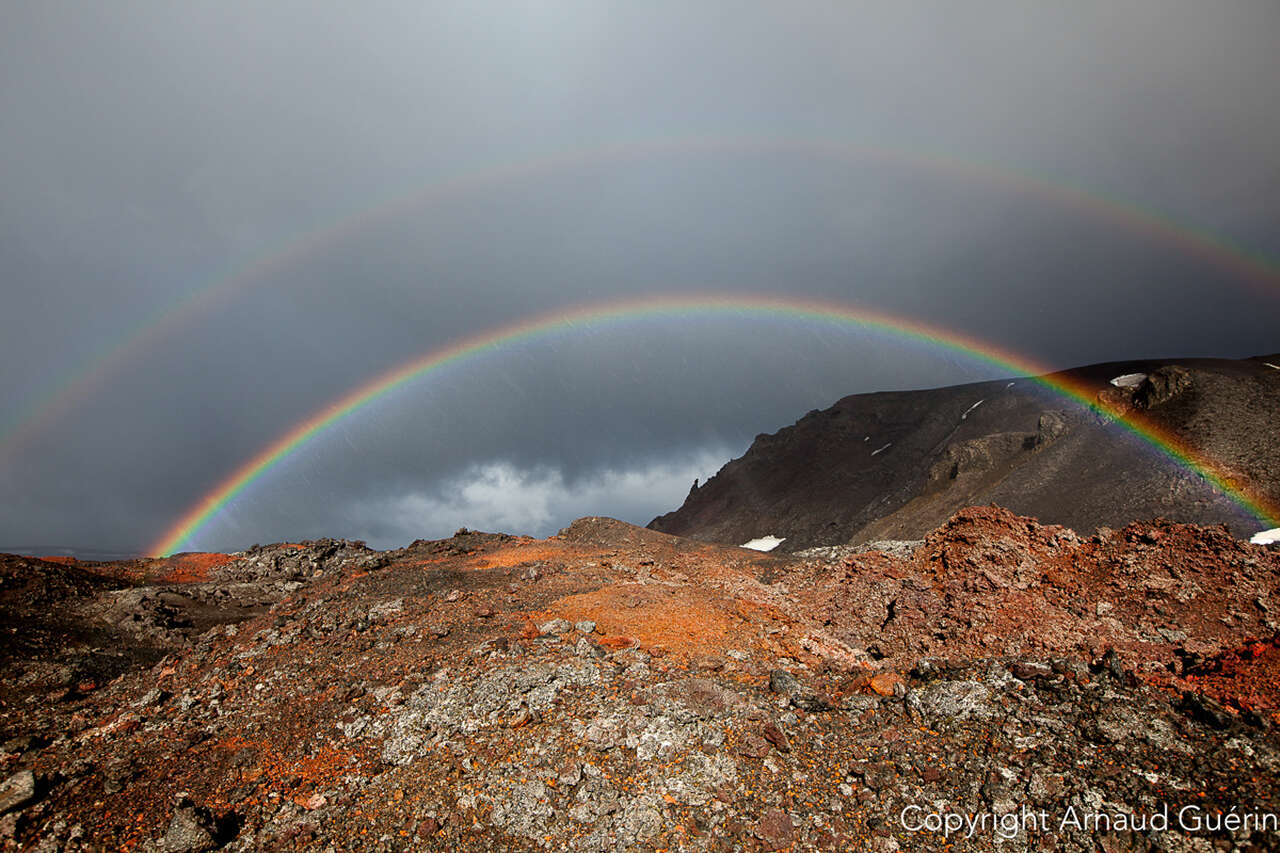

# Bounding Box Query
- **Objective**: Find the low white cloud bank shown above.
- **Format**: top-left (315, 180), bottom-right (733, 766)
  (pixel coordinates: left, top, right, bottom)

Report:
top-left (350, 449), bottom-right (732, 546)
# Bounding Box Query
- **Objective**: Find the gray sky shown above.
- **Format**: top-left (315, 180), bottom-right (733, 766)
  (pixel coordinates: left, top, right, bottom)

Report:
top-left (2, 1), bottom-right (1278, 555)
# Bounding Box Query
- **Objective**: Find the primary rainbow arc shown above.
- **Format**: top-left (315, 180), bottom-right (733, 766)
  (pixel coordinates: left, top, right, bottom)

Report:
top-left (149, 293), bottom-right (1279, 557)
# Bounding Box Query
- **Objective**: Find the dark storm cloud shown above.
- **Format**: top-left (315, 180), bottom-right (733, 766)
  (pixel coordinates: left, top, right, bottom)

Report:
top-left (2, 2), bottom-right (1278, 553)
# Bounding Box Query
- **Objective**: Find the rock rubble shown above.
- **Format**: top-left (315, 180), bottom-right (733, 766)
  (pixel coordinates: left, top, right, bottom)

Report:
top-left (1, 513), bottom-right (1278, 850)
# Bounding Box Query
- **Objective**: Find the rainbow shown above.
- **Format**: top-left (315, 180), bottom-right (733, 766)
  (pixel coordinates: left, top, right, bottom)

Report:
top-left (7, 135), bottom-right (1280, 466)
top-left (149, 293), bottom-right (1279, 556)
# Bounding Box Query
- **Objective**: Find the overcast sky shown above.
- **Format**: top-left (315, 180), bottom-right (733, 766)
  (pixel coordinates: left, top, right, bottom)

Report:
top-left (2, 2), bottom-right (1278, 555)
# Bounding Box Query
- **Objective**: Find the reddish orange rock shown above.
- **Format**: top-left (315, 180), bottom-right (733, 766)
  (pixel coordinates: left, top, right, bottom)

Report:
top-left (760, 721), bottom-right (790, 753)
top-left (737, 733), bottom-right (772, 758)
top-left (297, 793), bottom-right (326, 810)
top-left (754, 808), bottom-right (795, 850)
top-left (869, 672), bottom-right (903, 696)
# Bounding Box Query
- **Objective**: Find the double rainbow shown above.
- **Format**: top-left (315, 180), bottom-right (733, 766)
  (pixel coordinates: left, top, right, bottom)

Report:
top-left (6, 135), bottom-right (1280, 467)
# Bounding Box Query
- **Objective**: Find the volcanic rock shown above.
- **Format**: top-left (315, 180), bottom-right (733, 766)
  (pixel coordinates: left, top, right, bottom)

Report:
top-left (0, 771), bottom-right (36, 816)
top-left (160, 798), bottom-right (220, 852)
top-left (649, 355), bottom-right (1280, 548)
top-left (1, 513), bottom-right (1278, 850)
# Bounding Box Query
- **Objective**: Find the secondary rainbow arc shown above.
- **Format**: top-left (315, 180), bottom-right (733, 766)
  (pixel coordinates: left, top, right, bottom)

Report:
top-left (149, 293), bottom-right (1279, 557)
top-left (7, 135), bottom-right (1280, 468)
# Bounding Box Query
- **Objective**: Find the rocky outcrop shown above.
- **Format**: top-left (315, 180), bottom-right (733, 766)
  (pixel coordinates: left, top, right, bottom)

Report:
top-left (650, 356), bottom-right (1280, 549)
top-left (1134, 364), bottom-right (1194, 409)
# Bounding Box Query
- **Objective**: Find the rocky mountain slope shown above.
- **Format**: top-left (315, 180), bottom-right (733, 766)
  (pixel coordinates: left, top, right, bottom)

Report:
top-left (648, 355), bottom-right (1280, 551)
top-left (2, 510), bottom-right (1279, 851)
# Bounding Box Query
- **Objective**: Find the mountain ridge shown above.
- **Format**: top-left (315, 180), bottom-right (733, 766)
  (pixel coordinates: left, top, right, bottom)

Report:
top-left (649, 354), bottom-right (1280, 550)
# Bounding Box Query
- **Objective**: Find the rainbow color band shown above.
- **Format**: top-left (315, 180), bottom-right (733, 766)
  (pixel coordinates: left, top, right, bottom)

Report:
top-left (7, 136), bottom-right (1278, 467)
top-left (149, 293), bottom-right (1278, 556)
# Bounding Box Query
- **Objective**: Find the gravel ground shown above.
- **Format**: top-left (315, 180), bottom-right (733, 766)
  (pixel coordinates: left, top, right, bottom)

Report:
top-left (1, 511), bottom-right (1278, 851)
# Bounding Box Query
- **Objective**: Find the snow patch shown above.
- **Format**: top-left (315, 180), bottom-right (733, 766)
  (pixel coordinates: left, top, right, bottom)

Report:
top-left (1005, 382), bottom-right (1015, 389)
top-left (960, 399), bottom-right (985, 420)
top-left (870, 442), bottom-right (892, 457)
top-left (1251, 528), bottom-right (1280, 545)
top-left (741, 535), bottom-right (785, 552)
top-left (1264, 363), bottom-right (1280, 371)
top-left (1110, 373), bottom-right (1147, 388)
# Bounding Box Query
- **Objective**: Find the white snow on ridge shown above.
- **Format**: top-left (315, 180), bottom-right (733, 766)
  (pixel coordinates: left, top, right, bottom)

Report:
top-left (1251, 528), bottom-right (1280, 545)
top-left (960, 399), bottom-right (985, 420)
top-left (1264, 363), bottom-right (1280, 371)
top-left (870, 442), bottom-right (892, 457)
top-left (1110, 373), bottom-right (1147, 388)
top-left (742, 535), bottom-right (785, 552)
top-left (1005, 381), bottom-right (1015, 389)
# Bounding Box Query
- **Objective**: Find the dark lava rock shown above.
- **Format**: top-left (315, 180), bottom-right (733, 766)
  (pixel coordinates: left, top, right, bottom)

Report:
top-left (1011, 661), bottom-right (1054, 681)
top-left (1179, 691), bottom-right (1234, 729)
top-left (768, 670), bottom-right (800, 694)
top-left (161, 799), bottom-right (217, 852)
top-left (737, 733), bottom-right (772, 759)
top-left (1134, 365), bottom-right (1192, 410)
top-left (649, 356), bottom-right (1278, 546)
top-left (160, 798), bottom-right (235, 852)
top-left (0, 770), bottom-right (36, 815)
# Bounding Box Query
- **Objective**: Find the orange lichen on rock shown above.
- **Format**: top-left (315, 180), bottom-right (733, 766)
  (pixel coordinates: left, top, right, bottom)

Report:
top-left (868, 672), bottom-right (904, 696)
top-left (542, 583), bottom-right (756, 662)
top-left (153, 552), bottom-right (235, 583)
top-left (1172, 637), bottom-right (1280, 723)
top-left (6, 512), bottom-right (1280, 851)
top-left (207, 736), bottom-right (370, 803)
top-left (473, 541), bottom-right (573, 569)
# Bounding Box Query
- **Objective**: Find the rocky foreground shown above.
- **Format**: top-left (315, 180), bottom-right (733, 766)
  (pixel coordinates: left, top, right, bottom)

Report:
top-left (2, 508), bottom-right (1279, 851)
